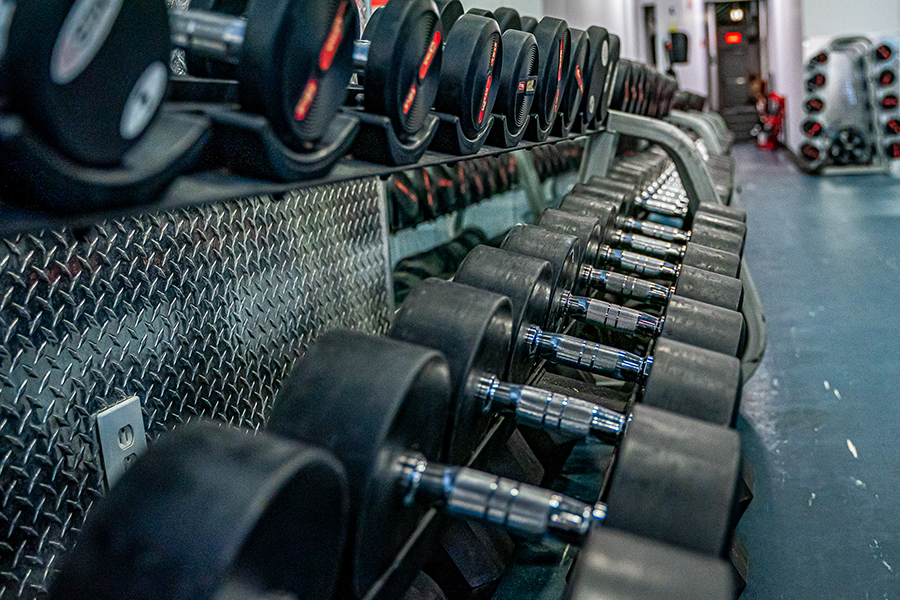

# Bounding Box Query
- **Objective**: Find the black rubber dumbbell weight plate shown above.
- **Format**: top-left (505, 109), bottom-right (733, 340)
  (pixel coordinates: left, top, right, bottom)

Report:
top-left (433, 0), bottom-right (464, 34)
top-left (269, 331), bottom-right (450, 599)
top-left (5, 0), bottom-right (171, 166)
top-left (392, 280), bottom-right (514, 463)
top-left (557, 28), bottom-right (589, 130)
top-left (565, 528), bottom-right (734, 600)
top-left (529, 18), bottom-right (571, 130)
top-left (364, 0), bottom-right (443, 139)
top-left (493, 7), bottom-right (523, 32)
top-left (49, 422), bottom-right (349, 600)
top-left (434, 14), bottom-right (502, 140)
top-left (241, 0), bottom-right (358, 147)
top-left (495, 30), bottom-right (539, 132)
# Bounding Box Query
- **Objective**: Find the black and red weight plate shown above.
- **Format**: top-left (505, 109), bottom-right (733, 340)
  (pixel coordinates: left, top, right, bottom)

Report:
top-left (556, 28), bottom-right (589, 129)
top-left (875, 44), bottom-right (893, 61)
top-left (434, 14), bottom-right (503, 140)
top-left (242, 0), bottom-right (358, 148)
top-left (529, 18), bottom-right (571, 130)
top-left (4, 0), bottom-right (171, 166)
top-left (811, 51), bottom-right (828, 65)
top-left (805, 97), bottom-right (824, 113)
top-left (363, 0), bottom-right (443, 140)
top-left (886, 119), bottom-right (900, 135)
top-left (806, 72), bottom-right (826, 90)
top-left (494, 29), bottom-right (539, 132)
top-left (883, 94), bottom-right (899, 109)
top-left (887, 142), bottom-right (900, 159)
top-left (802, 120), bottom-right (824, 138)
top-left (879, 69), bottom-right (896, 86)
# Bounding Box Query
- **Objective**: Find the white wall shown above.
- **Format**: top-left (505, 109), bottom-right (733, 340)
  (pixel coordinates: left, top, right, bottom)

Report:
top-left (802, 0), bottom-right (900, 39)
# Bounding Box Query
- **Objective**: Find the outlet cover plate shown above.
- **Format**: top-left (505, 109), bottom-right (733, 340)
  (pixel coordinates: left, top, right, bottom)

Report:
top-left (95, 396), bottom-right (148, 490)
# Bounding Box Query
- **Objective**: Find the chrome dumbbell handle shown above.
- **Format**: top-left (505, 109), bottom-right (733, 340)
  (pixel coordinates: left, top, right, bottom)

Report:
top-left (524, 325), bottom-right (651, 383)
top-left (557, 291), bottom-right (662, 337)
top-left (476, 375), bottom-right (626, 442)
top-left (579, 266), bottom-right (674, 305)
top-left (596, 247), bottom-right (680, 280)
top-left (397, 454), bottom-right (606, 544)
top-left (170, 9), bottom-right (247, 63)
top-left (616, 216), bottom-right (690, 244)
top-left (633, 196), bottom-right (689, 219)
top-left (610, 231), bottom-right (686, 261)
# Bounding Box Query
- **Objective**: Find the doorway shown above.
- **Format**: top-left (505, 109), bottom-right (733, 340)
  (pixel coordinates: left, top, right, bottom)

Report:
top-left (707, 1), bottom-right (764, 138)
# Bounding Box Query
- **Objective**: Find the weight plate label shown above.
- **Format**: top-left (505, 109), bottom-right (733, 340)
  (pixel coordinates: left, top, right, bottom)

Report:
top-left (0, 0), bottom-right (14, 62)
top-left (601, 40), bottom-right (609, 67)
top-left (120, 61), bottom-right (166, 140)
top-left (588, 95), bottom-right (596, 114)
top-left (51, 0), bottom-right (124, 85)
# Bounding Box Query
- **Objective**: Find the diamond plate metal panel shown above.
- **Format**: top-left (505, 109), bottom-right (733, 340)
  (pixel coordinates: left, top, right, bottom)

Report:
top-left (0, 179), bottom-right (391, 598)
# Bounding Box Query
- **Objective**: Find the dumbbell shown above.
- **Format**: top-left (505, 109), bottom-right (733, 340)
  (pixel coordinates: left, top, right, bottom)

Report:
top-left (431, 7), bottom-right (503, 143)
top-left (550, 195), bottom-right (743, 277)
top-left (580, 26), bottom-right (613, 129)
top-left (494, 227), bottom-right (744, 357)
top-left (268, 329), bottom-right (738, 598)
top-left (531, 209), bottom-right (744, 312)
top-left (2, 0), bottom-right (171, 166)
top-left (600, 147), bottom-right (748, 226)
top-left (176, 0), bottom-right (442, 152)
top-left (48, 422), bottom-right (349, 600)
top-left (172, 0), bottom-right (357, 150)
top-left (488, 25), bottom-right (539, 143)
top-left (500, 16), bottom-right (572, 139)
top-left (601, 161), bottom-right (749, 230)
top-left (552, 28), bottom-right (589, 135)
top-left (596, 166), bottom-right (748, 234)
top-left (454, 247), bottom-right (741, 426)
top-left (560, 191), bottom-right (745, 257)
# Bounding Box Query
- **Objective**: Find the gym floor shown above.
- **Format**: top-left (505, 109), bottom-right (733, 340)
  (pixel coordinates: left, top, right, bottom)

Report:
top-left (736, 145), bottom-right (900, 598)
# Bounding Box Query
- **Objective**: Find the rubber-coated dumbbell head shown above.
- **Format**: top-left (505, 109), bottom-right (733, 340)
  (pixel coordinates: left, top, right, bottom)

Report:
top-left (501, 224), bottom-right (582, 301)
top-left (364, 0), bottom-right (443, 139)
top-left (495, 30), bottom-right (539, 132)
top-left (269, 330), bottom-right (450, 598)
top-left (565, 528), bottom-right (735, 600)
top-left (535, 208), bottom-right (616, 286)
top-left (245, 0), bottom-right (359, 146)
top-left (434, 14), bottom-right (503, 140)
top-left (581, 26), bottom-right (611, 127)
top-left (49, 422), bottom-right (349, 600)
top-left (558, 28), bottom-right (590, 129)
top-left (392, 279), bottom-right (513, 463)
top-left (455, 246), bottom-right (555, 383)
top-left (5, 0), bottom-right (171, 166)
top-left (493, 7), bottom-right (523, 32)
top-left (433, 0), bottom-right (464, 33)
top-left (606, 403), bottom-right (741, 554)
top-left (530, 18), bottom-right (571, 130)
top-left (597, 33), bottom-right (621, 123)
top-left (642, 338), bottom-right (741, 427)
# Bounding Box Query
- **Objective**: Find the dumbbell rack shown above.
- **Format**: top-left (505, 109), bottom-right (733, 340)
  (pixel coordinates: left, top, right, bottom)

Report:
top-left (0, 104), bottom-right (754, 600)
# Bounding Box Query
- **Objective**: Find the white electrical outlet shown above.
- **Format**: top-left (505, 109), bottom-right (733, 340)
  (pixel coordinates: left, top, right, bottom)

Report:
top-left (95, 396), bottom-right (148, 490)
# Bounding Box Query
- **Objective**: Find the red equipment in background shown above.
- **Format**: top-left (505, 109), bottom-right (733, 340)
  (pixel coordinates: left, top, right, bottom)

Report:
top-left (756, 92), bottom-right (786, 150)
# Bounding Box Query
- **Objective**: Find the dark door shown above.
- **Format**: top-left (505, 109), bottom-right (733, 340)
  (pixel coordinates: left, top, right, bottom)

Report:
top-left (713, 2), bottom-right (762, 137)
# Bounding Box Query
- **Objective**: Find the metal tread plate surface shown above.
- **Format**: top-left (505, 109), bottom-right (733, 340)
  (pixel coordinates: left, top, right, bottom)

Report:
top-left (0, 179), bottom-right (391, 598)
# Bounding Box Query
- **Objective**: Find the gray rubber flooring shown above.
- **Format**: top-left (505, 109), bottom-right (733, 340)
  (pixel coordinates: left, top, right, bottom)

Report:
top-left (736, 146), bottom-right (900, 598)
